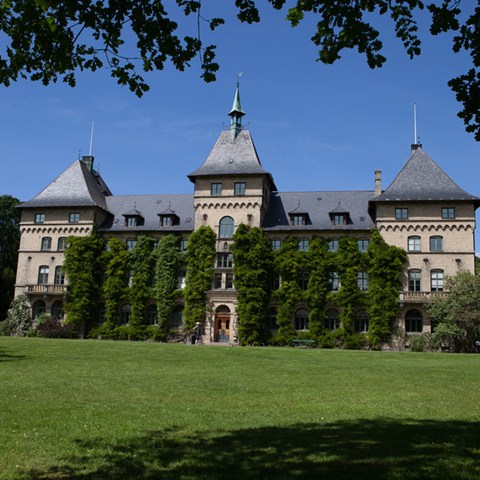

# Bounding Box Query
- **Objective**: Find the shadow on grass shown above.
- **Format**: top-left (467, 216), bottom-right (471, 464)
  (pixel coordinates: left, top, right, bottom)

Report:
top-left (25, 418), bottom-right (480, 480)
top-left (0, 346), bottom-right (27, 362)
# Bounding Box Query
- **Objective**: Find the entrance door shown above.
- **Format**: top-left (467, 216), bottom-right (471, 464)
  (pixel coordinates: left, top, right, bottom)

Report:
top-left (215, 315), bottom-right (230, 343)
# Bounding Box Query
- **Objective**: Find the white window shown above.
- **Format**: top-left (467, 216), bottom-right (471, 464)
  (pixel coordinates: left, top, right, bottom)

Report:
top-left (408, 236), bottom-right (421, 252)
top-left (69, 212), bottom-right (80, 223)
top-left (431, 270), bottom-right (444, 292)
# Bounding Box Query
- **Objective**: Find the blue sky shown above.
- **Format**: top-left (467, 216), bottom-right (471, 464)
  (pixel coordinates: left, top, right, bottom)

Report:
top-left (1, 3), bottom-right (479, 240)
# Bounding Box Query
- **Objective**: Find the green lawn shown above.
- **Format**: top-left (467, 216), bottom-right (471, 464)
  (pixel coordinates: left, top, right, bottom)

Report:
top-left (1, 337), bottom-right (480, 479)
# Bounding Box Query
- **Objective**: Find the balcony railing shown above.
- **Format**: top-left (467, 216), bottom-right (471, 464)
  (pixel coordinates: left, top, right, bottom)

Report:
top-left (400, 291), bottom-right (448, 303)
top-left (26, 285), bottom-right (67, 295)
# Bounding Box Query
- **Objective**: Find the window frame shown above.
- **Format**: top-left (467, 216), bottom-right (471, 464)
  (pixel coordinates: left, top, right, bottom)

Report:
top-left (324, 309), bottom-right (341, 331)
top-left (357, 239), bottom-right (369, 252)
top-left (41, 237), bottom-right (52, 251)
top-left (219, 216), bottom-right (234, 239)
top-left (57, 237), bottom-right (67, 251)
top-left (217, 252), bottom-right (233, 269)
top-left (294, 308), bottom-right (309, 331)
top-left (34, 213), bottom-right (45, 224)
top-left (211, 182), bottom-right (222, 195)
top-left (430, 235), bottom-right (443, 252)
top-left (292, 214), bottom-right (305, 226)
top-left (69, 212), bottom-right (80, 224)
top-left (395, 208), bottom-right (409, 220)
top-left (234, 182), bottom-right (246, 195)
top-left (329, 271), bottom-right (339, 292)
top-left (126, 239), bottom-right (136, 251)
top-left (441, 207), bottom-right (455, 220)
top-left (54, 266), bottom-right (65, 285)
top-left (333, 213), bottom-right (347, 226)
top-left (298, 239), bottom-right (309, 251)
top-left (408, 269), bottom-right (422, 292)
top-left (431, 270), bottom-right (444, 292)
top-left (357, 271), bottom-right (368, 291)
top-left (328, 239), bottom-right (339, 252)
top-left (408, 236), bottom-right (421, 252)
top-left (405, 309), bottom-right (423, 333)
top-left (271, 239), bottom-right (281, 251)
top-left (37, 265), bottom-right (49, 285)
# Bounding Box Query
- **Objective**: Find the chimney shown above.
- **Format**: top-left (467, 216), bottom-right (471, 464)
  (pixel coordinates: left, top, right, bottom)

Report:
top-left (81, 155), bottom-right (94, 172)
top-left (374, 170), bottom-right (382, 197)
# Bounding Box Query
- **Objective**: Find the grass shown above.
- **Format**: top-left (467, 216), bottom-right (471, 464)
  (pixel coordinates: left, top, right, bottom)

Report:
top-left (1, 337), bottom-right (480, 479)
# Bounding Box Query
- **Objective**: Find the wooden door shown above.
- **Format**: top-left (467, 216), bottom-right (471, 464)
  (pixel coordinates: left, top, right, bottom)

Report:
top-left (215, 315), bottom-right (230, 343)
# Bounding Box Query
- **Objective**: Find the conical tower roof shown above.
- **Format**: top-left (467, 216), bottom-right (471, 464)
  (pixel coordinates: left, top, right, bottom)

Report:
top-left (20, 159), bottom-right (112, 210)
top-left (373, 147), bottom-right (479, 204)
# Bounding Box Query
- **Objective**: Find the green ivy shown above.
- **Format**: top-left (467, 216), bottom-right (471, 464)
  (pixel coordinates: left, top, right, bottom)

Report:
top-left (101, 238), bottom-right (130, 337)
top-left (232, 224), bottom-right (274, 345)
top-left (63, 232), bottom-right (105, 336)
top-left (306, 236), bottom-right (330, 336)
top-left (274, 236), bottom-right (307, 344)
top-left (154, 234), bottom-right (182, 329)
top-left (183, 226), bottom-right (216, 331)
top-left (129, 235), bottom-right (156, 339)
top-left (366, 228), bottom-right (407, 348)
top-left (336, 236), bottom-right (367, 336)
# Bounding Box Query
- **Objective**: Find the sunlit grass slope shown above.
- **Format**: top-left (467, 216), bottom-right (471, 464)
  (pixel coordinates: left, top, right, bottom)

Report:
top-left (1, 337), bottom-right (479, 479)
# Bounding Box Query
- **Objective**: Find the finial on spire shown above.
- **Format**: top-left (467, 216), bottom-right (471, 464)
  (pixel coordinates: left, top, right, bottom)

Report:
top-left (228, 73), bottom-right (246, 140)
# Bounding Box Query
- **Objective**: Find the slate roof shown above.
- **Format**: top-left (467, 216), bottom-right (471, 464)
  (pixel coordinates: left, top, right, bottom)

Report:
top-left (263, 191), bottom-right (375, 231)
top-left (19, 160), bottom-right (112, 210)
top-left (373, 147), bottom-right (480, 203)
top-left (98, 194), bottom-right (194, 232)
top-left (187, 130), bottom-right (277, 189)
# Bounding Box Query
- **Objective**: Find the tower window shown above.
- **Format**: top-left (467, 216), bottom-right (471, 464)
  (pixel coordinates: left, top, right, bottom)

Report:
top-left (408, 270), bottom-right (422, 292)
top-left (34, 213), bottom-right (45, 224)
top-left (408, 236), bottom-right (421, 252)
top-left (219, 216), bottom-right (234, 238)
top-left (441, 207), bottom-right (455, 219)
top-left (211, 183), bottom-right (222, 195)
top-left (430, 236), bottom-right (443, 252)
top-left (395, 208), bottom-right (409, 220)
top-left (41, 237), bottom-right (52, 251)
top-left (69, 213), bottom-right (80, 223)
top-left (234, 182), bottom-right (246, 195)
top-left (431, 270), bottom-right (444, 292)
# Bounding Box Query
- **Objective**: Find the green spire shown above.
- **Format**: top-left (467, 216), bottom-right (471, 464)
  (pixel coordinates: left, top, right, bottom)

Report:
top-left (228, 77), bottom-right (245, 140)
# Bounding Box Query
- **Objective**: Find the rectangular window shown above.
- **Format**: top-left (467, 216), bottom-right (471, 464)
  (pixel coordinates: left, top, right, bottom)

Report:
top-left (357, 239), bottom-right (369, 252)
top-left (408, 236), bottom-right (421, 252)
top-left (333, 214), bottom-right (346, 225)
top-left (160, 216), bottom-right (172, 227)
top-left (395, 208), bottom-right (409, 220)
top-left (69, 213), bottom-right (80, 223)
top-left (126, 217), bottom-right (136, 227)
top-left (271, 239), bottom-right (281, 251)
top-left (328, 239), bottom-right (338, 252)
top-left (408, 270), bottom-right (421, 292)
top-left (298, 239), bottom-right (309, 251)
top-left (234, 182), bottom-right (246, 195)
top-left (292, 215), bottom-right (305, 226)
top-left (34, 213), bottom-right (45, 224)
top-left (441, 207), bottom-right (455, 219)
top-left (217, 253), bottom-right (233, 269)
top-left (431, 270), bottom-right (444, 292)
top-left (430, 236), bottom-right (443, 252)
top-left (225, 273), bottom-right (234, 289)
top-left (329, 272), bottom-right (339, 292)
top-left (272, 274), bottom-right (280, 290)
top-left (214, 273), bottom-right (222, 289)
top-left (211, 182), bottom-right (222, 195)
top-left (126, 239), bottom-right (136, 250)
top-left (177, 271), bottom-right (186, 289)
top-left (357, 272), bottom-right (368, 291)
top-left (299, 271), bottom-right (310, 290)
top-left (180, 239), bottom-right (188, 251)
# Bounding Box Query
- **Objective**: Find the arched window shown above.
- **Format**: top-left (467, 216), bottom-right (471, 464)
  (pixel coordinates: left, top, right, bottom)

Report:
top-left (121, 304), bottom-right (131, 324)
top-left (37, 266), bottom-right (49, 285)
top-left (215, 304), bottom-right (231, 313)
top-left (324, 309), bottom-right (340, 331)
top-left (51, 300), bottom-right (64, 320)
top-left (354, 310), bottom-right (369, 333)
top-left (294, 308), bottom-right (309, 331)
top-left (32, 300), bottom-right (46, 319)
top-left (41, 237), bottom-right (52, 251)
top-left (430, 235), bottom-right (443, 252)
top-left (57, 237), bottom-right (67, 251)
top-left (405, 309), bottom-right (423, 333)
top-left (408, 236), bottom-right (421, 252)
top-left (219, 216), bottom-right (234, 239)
top-left (146, 304), bottom-right (157, 325)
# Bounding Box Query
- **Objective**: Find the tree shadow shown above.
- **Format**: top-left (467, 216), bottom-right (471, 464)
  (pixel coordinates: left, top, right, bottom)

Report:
top-left (0, 346), bottom-right (27, 362)
top-left (25, 418), bottom-right (480, 480)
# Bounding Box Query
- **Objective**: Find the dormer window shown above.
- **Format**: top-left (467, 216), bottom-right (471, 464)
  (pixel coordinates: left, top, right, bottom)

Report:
top-left (158, 205), bottom-right (179, 227)
top-left (123, 208), bottom-right (144, 228)
top-left (288, 203), bottom-right (310, 226)
top-left (329, 204), bottom-right (350, 226)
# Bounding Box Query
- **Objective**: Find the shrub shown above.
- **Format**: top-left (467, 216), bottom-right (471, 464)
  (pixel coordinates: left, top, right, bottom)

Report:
top-left (345, 333), bottom-right (369, 350)
top-left (2, 295), bottom-right (32, 336)
top-left (35, 314), bottom-right (74, 338)
top-left (408, 334), bottom-right (427, 352)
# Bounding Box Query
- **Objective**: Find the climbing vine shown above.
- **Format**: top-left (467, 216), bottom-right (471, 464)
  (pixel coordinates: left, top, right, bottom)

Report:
top-left (273, 236), bottom-right (308, 344)
top-left (63, 231), bottom-right (105, 336)
top-left (366, 228), bottom-right (407, 348)
top-left (154, 234), bottom-right (182, 329)
top-left (129, 235), bottom-right (156, 339)
top-left (183, 226), bottom-right (216, 331)
top-left (232, 224), bottom-right (274, 345)
top-left (100, 237), bottom-right (130, 337)
top-left (306, 236), bottom-right (330, 336)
